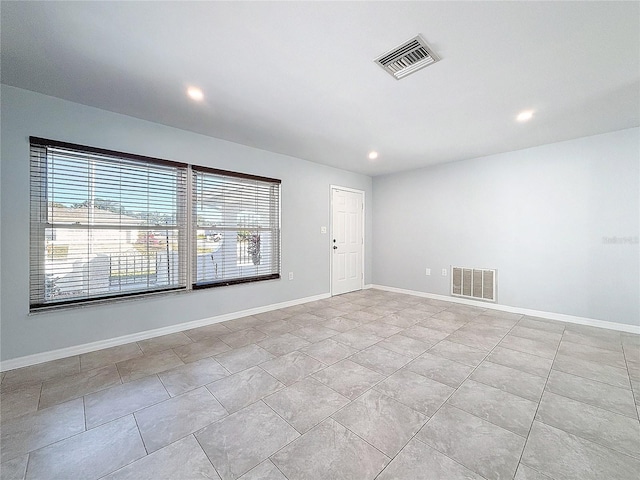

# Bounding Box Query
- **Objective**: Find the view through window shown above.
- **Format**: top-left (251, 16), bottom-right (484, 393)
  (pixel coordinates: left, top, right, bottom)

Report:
top-left (29, 138), bottom-right (280, 309)
top-left (192, 166), bottom-right (281, 288)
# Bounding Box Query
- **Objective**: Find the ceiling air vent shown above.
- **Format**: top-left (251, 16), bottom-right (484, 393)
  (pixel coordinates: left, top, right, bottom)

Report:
top-left (374, 35), bottom-right (439, 80)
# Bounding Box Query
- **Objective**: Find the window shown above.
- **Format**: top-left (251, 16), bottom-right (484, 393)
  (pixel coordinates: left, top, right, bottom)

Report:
top-left (30, 138), bottom-right (188, 308)
top-left (29, 137), bottom-right (280, 310)
top-left (192, 166), bottom-right (281, 288)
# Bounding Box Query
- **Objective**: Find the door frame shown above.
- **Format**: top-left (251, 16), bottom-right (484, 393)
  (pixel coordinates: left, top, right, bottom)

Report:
top-left (329, 185), bottom-right (365, 296)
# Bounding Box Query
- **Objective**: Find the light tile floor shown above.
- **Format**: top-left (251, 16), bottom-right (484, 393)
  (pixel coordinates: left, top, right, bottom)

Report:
top-left (1, 289), bottom-right (639, 479)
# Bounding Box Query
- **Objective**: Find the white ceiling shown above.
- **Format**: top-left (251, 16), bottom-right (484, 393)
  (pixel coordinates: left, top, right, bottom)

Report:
top-left (2, 1), bottom-right (639, 176)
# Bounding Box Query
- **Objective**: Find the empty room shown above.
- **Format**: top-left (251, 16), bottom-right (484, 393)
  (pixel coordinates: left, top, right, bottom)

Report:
top-left (1, 1), bottom-right (639, 479)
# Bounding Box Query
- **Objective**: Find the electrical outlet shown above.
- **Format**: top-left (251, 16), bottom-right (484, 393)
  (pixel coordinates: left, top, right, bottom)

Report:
top-left (321, 226), bottom-right (327, 234)
top-left (425, 268), bottom-right (431, 276)
top-left (441, 268), bottom-right (447, 276)
top-left (288, 272), bottom-right (294, 280)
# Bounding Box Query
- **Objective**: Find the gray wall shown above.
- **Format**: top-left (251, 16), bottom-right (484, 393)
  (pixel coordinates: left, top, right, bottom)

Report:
top-left (2, 84), bottom-right (637, 362)
top-left (373, 128), bottom-right (639, 327)
top-left (0, 86), bottom-right (373, 361)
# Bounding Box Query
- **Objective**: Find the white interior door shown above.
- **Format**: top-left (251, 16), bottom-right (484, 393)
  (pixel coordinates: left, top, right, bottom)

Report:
top-left (331, 187), bottom-right (363, 295)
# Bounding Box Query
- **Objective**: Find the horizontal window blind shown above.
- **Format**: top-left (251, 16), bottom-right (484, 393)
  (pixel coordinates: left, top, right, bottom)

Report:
top-left (30, 138), bottom-right (188, 309)
top-left (192, 166), bottom-right (281, 288)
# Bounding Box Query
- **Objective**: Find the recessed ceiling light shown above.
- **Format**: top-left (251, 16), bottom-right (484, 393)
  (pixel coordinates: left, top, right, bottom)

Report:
top-left (187, 87), bottom-right (204, 101)
top-left (516, 110), bottom-right (534, 122)
top-left (368, 151), bottom-right (378, 160)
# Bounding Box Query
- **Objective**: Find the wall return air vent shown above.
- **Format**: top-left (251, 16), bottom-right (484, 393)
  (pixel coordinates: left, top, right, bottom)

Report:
top-left (451, 267), bottom-right (497, 302)
top-left (374, 34), bottom-right (439, 80)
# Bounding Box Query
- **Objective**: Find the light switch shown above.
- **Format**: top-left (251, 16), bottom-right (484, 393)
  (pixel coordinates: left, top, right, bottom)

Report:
top-left (321, 226), bottom-right (327, 234)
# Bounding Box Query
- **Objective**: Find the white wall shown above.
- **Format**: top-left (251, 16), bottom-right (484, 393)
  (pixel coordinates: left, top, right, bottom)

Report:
top-left (0, 85), bottom-right (373, 361)
top-left (373, 128), bottom-right (639, 327)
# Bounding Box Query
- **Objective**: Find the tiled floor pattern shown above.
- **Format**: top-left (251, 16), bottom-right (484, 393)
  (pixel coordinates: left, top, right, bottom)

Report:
top-left (1, 289), bottom-right (639, 479)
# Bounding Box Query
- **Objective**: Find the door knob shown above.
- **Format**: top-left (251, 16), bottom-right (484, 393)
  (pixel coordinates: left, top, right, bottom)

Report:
top-left (333, 246), bottom-right (338, 250)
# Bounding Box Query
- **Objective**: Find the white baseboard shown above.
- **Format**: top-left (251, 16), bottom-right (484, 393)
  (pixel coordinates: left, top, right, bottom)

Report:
top-left (4, 286), bottom-right (637, 372)
top-left (371, 284), bottom-right (640, 335)
top-left (0, 292), bottom-right (331, 372)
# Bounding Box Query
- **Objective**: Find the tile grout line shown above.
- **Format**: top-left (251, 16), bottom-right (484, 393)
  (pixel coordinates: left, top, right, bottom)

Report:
top-left (83, 379), bottom-right (170, 431)
top-left (513, 325), bottom-right (565, 476)
top-left (531, 394), bottom-right (640, 462)
top-left (191, 433), bottom-right (225, 480)
top-left (370, 316), bottom-right (495, 479)
top-left (322, 307), bottom-right (520, 479)
top-left (538, 331), bottom-right (640, 459)
top-left (538, 374), bottom-right (639, 420)
top-left (23, 452), bottom-right (32, 480)
top-left (257, 332), bottom-right (419, 476)
top-left (372, 308), bottom-right (520, 479)
top-left (621, 339), bottom-right (640, 421)
top-left (253, 399), bottom-right (355, 479)
top-left (383, 313), bottom-right (524, 479)
top-left (371, 434), bottom-right (491, 480)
